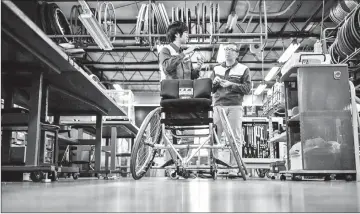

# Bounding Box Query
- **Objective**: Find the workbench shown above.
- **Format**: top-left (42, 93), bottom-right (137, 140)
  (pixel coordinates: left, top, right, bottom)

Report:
top-left (1, 1), bottom-right (133, 180)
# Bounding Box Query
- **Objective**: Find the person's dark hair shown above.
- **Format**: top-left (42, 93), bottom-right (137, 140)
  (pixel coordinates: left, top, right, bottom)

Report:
top-left (227, 42), bottom-right (240, 52)
top-left (166, 21), bottom-right (188, 42)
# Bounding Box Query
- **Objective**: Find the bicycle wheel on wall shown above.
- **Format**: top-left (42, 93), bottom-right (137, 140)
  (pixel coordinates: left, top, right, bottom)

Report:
top-left (130, 107), bottom-right (162, 180)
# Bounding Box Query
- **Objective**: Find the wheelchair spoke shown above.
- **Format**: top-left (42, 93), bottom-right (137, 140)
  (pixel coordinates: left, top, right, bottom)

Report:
top-left (131, 107), bottom-right (162, 179)
top-left (135, 144), bottom-right (152, 174)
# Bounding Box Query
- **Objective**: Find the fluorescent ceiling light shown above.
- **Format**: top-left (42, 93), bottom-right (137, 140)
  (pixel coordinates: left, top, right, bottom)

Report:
top-left (278, 42), bottom-right (300, 63)
top-left (264, 67), bottom-right (280, 81)
top-left (254, 84), bottom-right (267, 95)
top-left (78, 0), bottom-right (114, 50)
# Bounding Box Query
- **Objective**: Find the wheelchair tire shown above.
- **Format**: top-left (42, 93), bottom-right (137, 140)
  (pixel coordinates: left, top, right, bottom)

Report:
top-left (130, 107), bottom-right (162, 180)
top-left (219, 108), bottom-right (247, 181)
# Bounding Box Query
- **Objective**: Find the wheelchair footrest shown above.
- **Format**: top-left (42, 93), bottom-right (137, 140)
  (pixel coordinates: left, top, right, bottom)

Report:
top-left (214, 158), bottom-right (231, 168)
top-left (159, 159), bottom-right (175, 168)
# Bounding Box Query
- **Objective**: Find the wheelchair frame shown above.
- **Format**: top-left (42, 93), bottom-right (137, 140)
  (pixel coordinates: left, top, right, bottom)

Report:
top-left (130, 106), bottom-right (248, 180)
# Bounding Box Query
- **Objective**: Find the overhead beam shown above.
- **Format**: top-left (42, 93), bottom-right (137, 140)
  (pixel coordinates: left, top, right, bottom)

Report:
top-left (84, 46), bottom-right (285, 52)
top-left (68, 31), bottom-right (318, 41)
top-left (103, 79), bottom-right (266, 84)
top-left (83, 60), bottom-right (277, 65)
top-left (114, 17), bottom-right (328, 24)
top-left (96, 68), bottom-right (267, 72)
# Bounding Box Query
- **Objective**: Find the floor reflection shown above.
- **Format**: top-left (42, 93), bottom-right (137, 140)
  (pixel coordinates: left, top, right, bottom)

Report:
top-left (1, 178), bottom-right (360, 212)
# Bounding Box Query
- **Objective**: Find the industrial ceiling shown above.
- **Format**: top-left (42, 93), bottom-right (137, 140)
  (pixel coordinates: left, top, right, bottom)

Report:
top-left (52, 0), bottom-right (338, 93)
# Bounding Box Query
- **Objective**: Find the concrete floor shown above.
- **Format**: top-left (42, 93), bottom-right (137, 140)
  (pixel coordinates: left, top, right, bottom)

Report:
top-left (2, 177), bottom-right (360, 213)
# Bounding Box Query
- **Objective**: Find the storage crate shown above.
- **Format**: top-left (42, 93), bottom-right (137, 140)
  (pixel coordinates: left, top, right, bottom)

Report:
top-left (104, 89), bottom-right (135, 122)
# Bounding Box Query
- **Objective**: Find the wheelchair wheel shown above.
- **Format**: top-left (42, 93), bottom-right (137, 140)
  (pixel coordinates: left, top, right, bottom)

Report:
top-left (130, 107), bottom-right (162, 180)
top-left (219, 108), bottom-right (247, 181)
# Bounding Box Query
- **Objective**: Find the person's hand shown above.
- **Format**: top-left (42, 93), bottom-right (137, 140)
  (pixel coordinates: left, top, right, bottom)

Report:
top-left (213, 76), bottom-right (222, 84)
top-left (183, 46), bottom-right (198, 55)
top-left (220, 80), bottom-right (233, 87)
top-left (196, 56), bottom-right (204, 68)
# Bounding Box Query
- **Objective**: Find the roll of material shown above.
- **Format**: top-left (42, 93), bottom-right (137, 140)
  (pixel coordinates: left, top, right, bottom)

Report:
top-left (329, 6), bottom-right (360, 63)
top-left (330, 0), bottom-right (359, 25)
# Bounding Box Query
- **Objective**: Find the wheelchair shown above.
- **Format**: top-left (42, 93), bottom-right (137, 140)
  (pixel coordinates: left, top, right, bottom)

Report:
top-left (130, 78), bottom-right (248, 180)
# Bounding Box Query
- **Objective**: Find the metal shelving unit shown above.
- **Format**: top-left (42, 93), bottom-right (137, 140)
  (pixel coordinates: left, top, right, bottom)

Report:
top-left (279, 63), bottom-right (359, 181)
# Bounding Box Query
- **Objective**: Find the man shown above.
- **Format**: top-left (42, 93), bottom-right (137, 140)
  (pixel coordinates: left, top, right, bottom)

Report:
top-left (159, 21), bottom-right (204, 80)
top-left (158, 21), bottom-right (204, 176)
top-left (211, 43), bottom-right (251, 177)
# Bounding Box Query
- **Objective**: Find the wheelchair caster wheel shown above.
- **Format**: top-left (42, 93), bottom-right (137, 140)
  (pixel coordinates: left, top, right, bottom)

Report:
top-left (170, 171), bottom-right (179, 180)
top-left (30, 171), bottom-right (44, 182)
top-left (280, 174), bottom-right (286, 181)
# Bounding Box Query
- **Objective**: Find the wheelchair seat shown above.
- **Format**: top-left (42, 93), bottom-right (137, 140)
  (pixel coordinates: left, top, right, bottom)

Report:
top-left (160, 79), bottom-right (213, 126)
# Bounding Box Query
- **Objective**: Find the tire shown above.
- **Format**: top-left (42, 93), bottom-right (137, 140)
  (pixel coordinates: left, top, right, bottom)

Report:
top-left (219, 108), bottom-right (247, 180)
top-left (130, 107), bottom-right (162, 180)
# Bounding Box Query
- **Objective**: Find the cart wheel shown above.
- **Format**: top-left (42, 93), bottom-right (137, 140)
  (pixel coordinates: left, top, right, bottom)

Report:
top-left (30, 171), bottom-right (44, 182)
top-left (271, 176), bottom-right (276, 180)
top-left (345, 174), bottom-right (353, 181)
top-left (280, 174), bottom-right (286, 181)
top-left (266, 171), bottom-right (272, 179)
top-left (169, 170), bottom-right (179, 180)
top-left (73, 173), bottom-right (79, 180)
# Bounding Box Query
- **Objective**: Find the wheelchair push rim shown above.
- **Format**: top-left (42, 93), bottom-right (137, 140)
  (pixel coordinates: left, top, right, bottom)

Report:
top-left (130, 107), bottom-right (162, 180)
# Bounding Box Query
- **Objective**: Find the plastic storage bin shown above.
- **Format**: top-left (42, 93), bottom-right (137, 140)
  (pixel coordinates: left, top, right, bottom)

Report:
top-left (104, 89), bottom-right (135, 122)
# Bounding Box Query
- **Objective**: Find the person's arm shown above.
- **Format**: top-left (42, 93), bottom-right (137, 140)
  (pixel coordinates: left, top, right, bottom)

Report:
top-left (191, 62), bottom-right (200, 79)
top-left (159, 47), bottom-right (186, 76)
top-left (210, 70), bottom-right (221, 93)
top-left (228, 68), bottom-right (251, 95)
